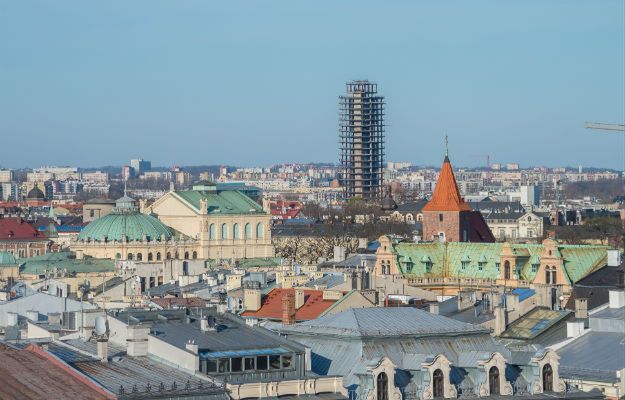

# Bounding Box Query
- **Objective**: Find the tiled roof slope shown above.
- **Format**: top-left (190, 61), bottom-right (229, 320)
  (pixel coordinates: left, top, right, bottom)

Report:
top-left (422, 156), bottom-right (471, 212)
top-left (0, 218), bottom-right (47, 241)
top-left (174, 189), bottom-right (264, 215)
top-left (241, 288), bottom-right (338, 321)
top-left (392, 241), bottom-right (607, 283)
top-left (0, 343), bottom-right (112, 400)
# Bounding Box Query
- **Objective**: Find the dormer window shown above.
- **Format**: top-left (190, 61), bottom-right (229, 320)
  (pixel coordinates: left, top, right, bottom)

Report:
top-left (461, 255), bottom-right (470, 271)
top-left (478, 255), bottom-right (487, 271)
top-left (421, 255), bottom-right (432, 273)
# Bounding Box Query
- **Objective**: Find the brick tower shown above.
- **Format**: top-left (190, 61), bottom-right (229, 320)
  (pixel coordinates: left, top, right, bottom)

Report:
top-left (422, 143), bottom-right (494, 243)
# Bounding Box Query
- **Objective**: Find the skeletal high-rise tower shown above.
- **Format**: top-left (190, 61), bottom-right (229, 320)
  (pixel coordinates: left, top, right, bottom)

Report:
top-left (339, 80), bottom-right (385, 200)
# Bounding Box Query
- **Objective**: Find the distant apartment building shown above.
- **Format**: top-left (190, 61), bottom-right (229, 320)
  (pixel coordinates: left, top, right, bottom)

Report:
top-left (82, 171), bottom-right (109, 184)
top-left (339, 80), bottom-right (385, 200)
top-left (0, 170), bottom-right (13, 183)
top-left (121, 165), bottom-right (134, 181)
top-left (130, 158), bottom-right (151, 176)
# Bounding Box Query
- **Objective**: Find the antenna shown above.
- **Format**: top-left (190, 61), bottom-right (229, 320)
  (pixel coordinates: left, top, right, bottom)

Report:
top-left (445, 135), bottom-right (449, 158)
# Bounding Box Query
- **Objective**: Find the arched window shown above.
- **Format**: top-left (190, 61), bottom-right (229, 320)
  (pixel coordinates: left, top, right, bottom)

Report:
top-left (115, 253), bottom-right (121, 260)
top-left (406, 214), bottom-right (414, 222)
top-left (245, 223), bottom-right (252, 239)
top-left (175, 252), bottom-right (179, 259)
top-left (148, 253), bottom-right (153, 261)
top-left (433, 369), bottom-right (444, 398)
top-left (256, 223), bottom-right (264, 239)
top-left (546, 268), bottom-right (551, 284)
top-left (489, 366), bottom-right (500, 395)
top-left (156, 252), bottom-right (161, 261)
top-left (376, 372), bottom-right (389, 400)
top-left (184, 251), bottom-right (189, 260)
top-left (192, 251), bottom-right (197, 259)
top-left (209, 223), bottom-right (216, 240)
top-left (233, 223), bottom-right (240, 239)
top-left (221, 224), bottom-right (228, 239)
top-left (127, 253), bottom-right (133, 260)
top-left (166, 252), bottom-right (171, 260)
top-left (504, 260), bottom-right (511, 280)
top-left (542, 364), bottom-right (553, 392)
top-left (136, 253), bottom-right (143, 261)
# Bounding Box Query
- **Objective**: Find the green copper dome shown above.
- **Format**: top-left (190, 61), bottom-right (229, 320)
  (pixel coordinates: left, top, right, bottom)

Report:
top-left (78, 195), bottom-right (172, 242)
top-left (0, 251), bottom-right (17, 266)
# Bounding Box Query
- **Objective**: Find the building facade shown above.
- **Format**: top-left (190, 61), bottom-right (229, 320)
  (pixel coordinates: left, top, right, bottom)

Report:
top-left (339, 80), bottom-right (385, 200)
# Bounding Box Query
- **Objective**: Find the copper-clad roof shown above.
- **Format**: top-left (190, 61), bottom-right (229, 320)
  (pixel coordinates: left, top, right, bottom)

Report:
top-left (422, 156), bottom-right (471, 212)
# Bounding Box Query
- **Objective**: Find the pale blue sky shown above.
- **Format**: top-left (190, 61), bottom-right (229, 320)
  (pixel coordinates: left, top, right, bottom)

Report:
top-left (1, 1), bottom-right (623, 169)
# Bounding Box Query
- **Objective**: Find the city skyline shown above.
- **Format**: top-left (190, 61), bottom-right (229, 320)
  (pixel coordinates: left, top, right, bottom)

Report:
top-left (1, 1), bottom-right (624, 170)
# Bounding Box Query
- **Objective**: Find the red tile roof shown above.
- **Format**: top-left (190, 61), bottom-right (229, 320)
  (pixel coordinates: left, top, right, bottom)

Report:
top-left (241, 288), bottom-right (339, 321)
top-left (0, 344), bottom-right (113, 400)
top-left (151, 297), bottom-right (207, 309)
top-left (422, 156), bottom-right (471, 212)
top-left (0, 218), bottom-right (48, 241)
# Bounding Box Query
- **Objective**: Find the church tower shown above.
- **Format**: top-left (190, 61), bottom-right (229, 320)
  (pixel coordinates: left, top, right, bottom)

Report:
top-left (422, 140), bottom-right (494, 243)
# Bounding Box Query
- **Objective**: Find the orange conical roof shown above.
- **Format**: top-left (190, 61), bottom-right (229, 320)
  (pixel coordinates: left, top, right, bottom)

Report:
top-left (422, 155), bottom-right (471, 212)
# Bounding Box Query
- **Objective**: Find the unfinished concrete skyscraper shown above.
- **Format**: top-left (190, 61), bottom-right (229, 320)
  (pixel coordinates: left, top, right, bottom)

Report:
top-left (339, 80), bottom-right (385, 200)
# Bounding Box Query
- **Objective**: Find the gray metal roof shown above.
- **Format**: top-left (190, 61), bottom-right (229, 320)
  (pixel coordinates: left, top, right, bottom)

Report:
top-left (50, 340), bottom-right (229, 399)
top-left (305, 273), bottom-right (345, 289)
top-left (557, 331), bottom-right (625, 382)
top-left (276, 307), bottom-right (490, 338)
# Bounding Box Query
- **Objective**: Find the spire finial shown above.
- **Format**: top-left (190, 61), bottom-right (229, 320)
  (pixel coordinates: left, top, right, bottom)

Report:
top-left (124, 181), bottom-right (127, 197)
top-left (445, 135), bottom-right (449, 158)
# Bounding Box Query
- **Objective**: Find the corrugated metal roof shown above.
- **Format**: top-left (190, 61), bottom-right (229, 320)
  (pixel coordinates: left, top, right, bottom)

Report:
top-left (558, 331), bottom-right (625, 381)
top-left (279, 307), bottom-right (489, 338)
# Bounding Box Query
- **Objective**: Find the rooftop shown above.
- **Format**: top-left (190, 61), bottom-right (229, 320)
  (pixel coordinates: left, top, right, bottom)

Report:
top-left (275, 307), bottom-right (490, 338)
top-left (240, 288), bottom-right (341, 321)
top-left (422, 155), bottom-right (471, 212)
top-left (19, 252), bottom-right (115, 275)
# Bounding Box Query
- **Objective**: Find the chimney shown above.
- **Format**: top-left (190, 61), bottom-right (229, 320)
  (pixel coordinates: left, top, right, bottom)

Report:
top-left (609, 289), bottom-right (625, 309)
top-left (494, 306), bottom-right (507, 336)
top-left (97, 339), bottom-right (108, 363)
top-left (567, 321), bottom-right (585, 338)
top-left (47, 312), bottom-right (61, 325)
top-left (294, 288), bottom-right (305, 309)
top-left (547, 230), bottom-right (556, 239)
top-left (186, 340), bottom-right (199, 354)
top-left (244, 288), bottom-right (262, 312)
top-left (126, 325), bottom-right (149, 356)
top-left (282, 290), bottom-right (296, 325)
top-left (429, 302), bottom-right (440, 315)
top-left (574, 298), bottom-right (588, 319)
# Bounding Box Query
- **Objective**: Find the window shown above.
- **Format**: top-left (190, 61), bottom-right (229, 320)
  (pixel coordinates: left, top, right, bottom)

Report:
top-left (218, 358), bottom-right (229, 373)
top-left (115, 253), bottom-right (121, 260)
top-left (245, 223), bottom-right (252, 239)
top-left (244, 357), bottom-right (255, 371)
top-left (281, 354), bottom-right (292, 369)
top-left (221, 223), bottom-right (228, 239)
top-left (504, 261), bottom-right (511, 280)
top-left (433, 369), bottom-right (444, 398)
top-left (528, 229), bottom-right (534, 238)
top-left (156, 252), bottom-right (161, 261)
top-left (439, 214), bottom-right (444, 222)
top-left (461, 261), bottom-right (468, 271)
top-left (184, 251), bottom-right (189, 260)
top-left (166, 252), bottom-right (171, 260)
top-left (90, 209), bottom-right (95, 217)
top-left (192, 251), bottom-right (197, 259)
top-left (257, 356), bottom-right (268, 370)
top-left (532, 263), bottom-right (539, 273)
top-left (256, 223), bottom-right (264, 239)
top-left (148, 253), bottom-right (153, 261)
top-left (206, 359), bottom-right (217, 373)
top-left (495, 262), bottom-right (500, 272)
top-left (136, 253), bottom-right (143, 261)
top-left (231, 357), bottom-right (242, 372)
top-left (377, 372), bottom-right (389, 400)
top-left (543, 364), bottom-right (553, 392)
top-left (127, 253), bottom-right (133, 260)
top-left (233, 223), bottom-right (240, 239)
top-left (269, 355), bottom-right (281, 370)
top-left (489, 366), bottom-right (500, 395)
top-left (209, 224), bottom-right (216, 240)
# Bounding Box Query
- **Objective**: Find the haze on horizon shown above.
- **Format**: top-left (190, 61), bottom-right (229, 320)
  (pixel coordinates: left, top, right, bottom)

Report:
top-left (1, 1), bottom-right (623, 170)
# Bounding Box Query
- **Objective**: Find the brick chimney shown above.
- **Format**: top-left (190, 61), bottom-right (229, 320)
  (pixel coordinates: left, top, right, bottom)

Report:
top-left (282, 290), bottom-right (296, 325)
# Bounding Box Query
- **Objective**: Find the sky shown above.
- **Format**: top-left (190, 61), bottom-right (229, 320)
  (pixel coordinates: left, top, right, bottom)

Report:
top-left (1, 1), bottom-right (624, 170)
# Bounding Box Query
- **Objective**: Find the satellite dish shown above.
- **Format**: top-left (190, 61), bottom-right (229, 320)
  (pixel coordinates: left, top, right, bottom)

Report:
top-left (95, 316), bottom-right (108, 336)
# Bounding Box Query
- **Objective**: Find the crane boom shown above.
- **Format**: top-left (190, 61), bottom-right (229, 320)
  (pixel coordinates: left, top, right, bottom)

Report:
top-left (584, 122), bottom-right (625, 132)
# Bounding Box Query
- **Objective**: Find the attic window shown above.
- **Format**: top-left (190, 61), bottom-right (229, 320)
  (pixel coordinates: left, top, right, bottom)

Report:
top-left (532, 263), bottom-right (539, 273)
top-left (495, 262), bottom-right (500, 272)
top-left (461, 255), bottom-right (470, 271)
top-left (421, 255), bottom-right (432, 272)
